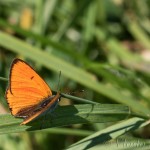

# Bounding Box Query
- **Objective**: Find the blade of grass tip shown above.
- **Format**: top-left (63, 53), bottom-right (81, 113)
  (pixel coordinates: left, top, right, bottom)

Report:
top-left (60, 93), bottom-right (99, 104)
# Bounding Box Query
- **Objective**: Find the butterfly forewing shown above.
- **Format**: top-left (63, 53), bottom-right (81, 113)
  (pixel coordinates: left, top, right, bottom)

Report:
top-left (5, 59), bottom-right (52, 116)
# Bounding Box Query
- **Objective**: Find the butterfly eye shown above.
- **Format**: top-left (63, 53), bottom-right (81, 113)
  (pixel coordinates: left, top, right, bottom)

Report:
top-left (41, 99), bottom-right (50, 108)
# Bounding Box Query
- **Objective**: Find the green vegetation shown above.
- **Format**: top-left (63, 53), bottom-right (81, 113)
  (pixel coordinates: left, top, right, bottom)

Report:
top-left (1, 0), bottom-right (150, 149)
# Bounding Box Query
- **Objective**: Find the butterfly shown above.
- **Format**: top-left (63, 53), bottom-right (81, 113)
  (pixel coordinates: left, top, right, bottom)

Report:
top-left (5, 58), bottom-right (61, 125)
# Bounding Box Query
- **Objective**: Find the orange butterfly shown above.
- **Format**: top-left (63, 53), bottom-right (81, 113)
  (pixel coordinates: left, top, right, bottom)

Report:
top-left (5, 58), bottom-right (61, 125)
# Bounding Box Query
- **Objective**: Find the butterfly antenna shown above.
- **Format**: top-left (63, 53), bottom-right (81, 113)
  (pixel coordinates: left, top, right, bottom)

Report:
top-left (57, 71), bottom-right (61, 92)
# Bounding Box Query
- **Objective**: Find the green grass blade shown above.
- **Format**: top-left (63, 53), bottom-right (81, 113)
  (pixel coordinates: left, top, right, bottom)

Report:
top-left (40, 127), bottom-right (93, 136)
top-left (0, 104), bottom-right (129, 134)
top-left (68, 117), bottom-right (149, 150)
top-left (91, 136), bottom-right (150, 150)
top-left (0, 31), bottom-right (150, 115)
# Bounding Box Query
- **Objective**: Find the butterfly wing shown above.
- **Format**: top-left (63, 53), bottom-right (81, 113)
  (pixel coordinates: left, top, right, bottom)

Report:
top-left (20, 92), bottom-right (60, 125)
top-left (5, 58), bottom-right (52, 117)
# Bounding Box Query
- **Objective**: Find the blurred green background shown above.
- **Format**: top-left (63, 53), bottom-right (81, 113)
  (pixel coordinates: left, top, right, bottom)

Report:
top-left (1, 0), bottom-right (150, 149)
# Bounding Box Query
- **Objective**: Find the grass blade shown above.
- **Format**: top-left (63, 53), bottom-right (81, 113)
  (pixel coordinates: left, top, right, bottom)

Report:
top-left (0, 104), bottom-right (130, 134)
